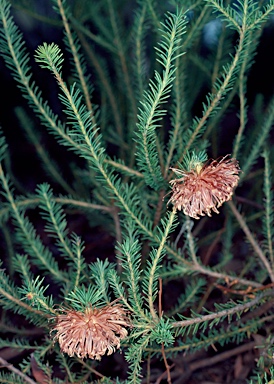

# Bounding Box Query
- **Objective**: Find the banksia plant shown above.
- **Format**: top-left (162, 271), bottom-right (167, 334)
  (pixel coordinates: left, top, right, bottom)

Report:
top-left (1, 0), bottom-right (274, 383)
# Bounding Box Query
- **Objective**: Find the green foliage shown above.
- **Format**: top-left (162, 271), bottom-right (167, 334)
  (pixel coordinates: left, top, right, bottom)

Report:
top-left (135, 10), bottom-right (187, 190)
top-left (262, 149), bottom-right (274, 265)
top-left (250, 366), bottom-right (274, 383)
top-left (0, 0), bottom-right (274, 383)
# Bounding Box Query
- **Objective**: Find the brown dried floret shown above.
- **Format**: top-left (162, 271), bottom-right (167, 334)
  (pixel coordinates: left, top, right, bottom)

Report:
top-left (168, 155), bottom-right (240, 219)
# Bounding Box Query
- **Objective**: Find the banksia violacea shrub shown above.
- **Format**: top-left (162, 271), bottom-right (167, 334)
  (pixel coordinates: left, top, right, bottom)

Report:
top-left (1, 0), bottom-right (274, 383)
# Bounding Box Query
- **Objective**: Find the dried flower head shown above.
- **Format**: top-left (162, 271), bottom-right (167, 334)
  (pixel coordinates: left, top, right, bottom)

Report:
top-left (168, 155), bottom-right (240, 219)
top-left (51, 303), bottom-right (131, 360)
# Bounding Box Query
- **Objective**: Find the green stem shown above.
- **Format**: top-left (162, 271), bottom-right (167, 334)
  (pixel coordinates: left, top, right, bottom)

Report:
top-left (148, 207), bottom-right (177, 320)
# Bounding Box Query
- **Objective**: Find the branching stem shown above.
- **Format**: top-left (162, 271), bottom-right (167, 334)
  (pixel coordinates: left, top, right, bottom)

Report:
top-left (0, 357), bottom-right (37, 384)
top-left (172, 291), bottom-right (274, 328)
top-left (229, 200), bottom-right (274, 283)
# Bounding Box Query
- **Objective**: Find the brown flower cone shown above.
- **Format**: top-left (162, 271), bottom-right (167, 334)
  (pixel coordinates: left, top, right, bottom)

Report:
top-left (169, 156), bottom-right (240, 219)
